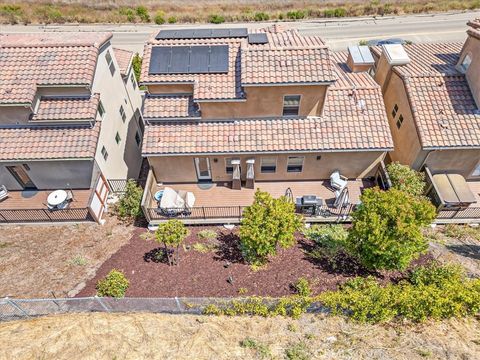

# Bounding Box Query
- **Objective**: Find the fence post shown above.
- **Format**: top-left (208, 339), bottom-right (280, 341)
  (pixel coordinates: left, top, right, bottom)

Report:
top-left (238, 206), bottom-right (242, 220)
top-left (0, 211), bottom-right (6, 222)
top-left (202, 207), bottom-right (206, 220)
top-left (95, 297), bottom-right (111, 312)
top-left (5, 298), bottom-right (29, 318)
top-left (43, 209), bottom-right (53, 221)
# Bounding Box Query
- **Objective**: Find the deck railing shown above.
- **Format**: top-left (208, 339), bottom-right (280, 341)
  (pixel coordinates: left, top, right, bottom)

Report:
top-left (0, 208), bottom-right (93, 223)
top-left (437, 207), bottom-right (480, 220)
top-left (146, 203), bottom-right (355, 222)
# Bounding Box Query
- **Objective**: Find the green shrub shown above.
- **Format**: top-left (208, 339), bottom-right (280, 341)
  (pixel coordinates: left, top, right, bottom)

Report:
top-left (208, 14), bottom-right (225, 24)
top-left (240, 189), bottom-right (303, 265)
top-left (293, 277), bottom-right (311, 297)
top-left (347, 188), bottom-right (436, 270)
top-left (119, 7), bottom-right (135, 22)
top-left (116, 179), bottom-right (143, 220)
top-left (304, 224), bottom-right (347, 257)
top-left (132, 53), bottom-right (142, 83)
top-left (96, 269), bottom-right (129, 298)
top-left (197, 229), bottom-right (217, 241)
top-left (167, 16), bottom-right (177, 24)
top-left (0, 5), bottom-right (23, 24)
top-left (155, 219), bottom-right (189, 266)
top-left (286, 10), bottom-right (306, 20)
top-left (333, 7), bottom-right (347, 17)
top-left (38, 5), bottom-right (64, 24)
top-left (154, 11), bottom-right (165, 24)
top-left (240, 338), bottom-right (271, 359)
top-left (254, 12), bottom-right (270, 21)
top-left (386, 162), bottom-right (426, 197)
top-left (136, 6), bottom-right (150, 22)
top-left (320, 264), bottom-right (480, 323)
top-left (285, 341), bottom-right (310, 360)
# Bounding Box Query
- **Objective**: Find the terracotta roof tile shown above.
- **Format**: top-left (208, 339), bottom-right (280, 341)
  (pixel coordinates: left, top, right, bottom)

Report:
top-left (0, 123), bottom-right (101, 160)
top-left (31, 94), bottom-right (100, 122)
top-left (143, 95), bottom-right (200, 119)
top-left (113, 48), bottom-right (133, 76)
top-left (373, 43), bottom-right (480, 148)
top-left (241, 47), bottom-right (335, 85)
top-left (0, 33), bottom-right (110, 105)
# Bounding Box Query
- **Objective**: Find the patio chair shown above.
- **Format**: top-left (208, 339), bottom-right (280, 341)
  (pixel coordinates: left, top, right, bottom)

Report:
top-left (330, 171), bottom-right (348, 190)
top-left (0, 185), bottom-right (8, 202)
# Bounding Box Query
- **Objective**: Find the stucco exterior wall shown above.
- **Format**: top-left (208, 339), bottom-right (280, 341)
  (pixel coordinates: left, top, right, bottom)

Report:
top-left (460, 35), bottom-right (480, 107)
top-left (198, 85), bottom-right (328, 119)
top-left (92, 42), bottom-right (143, 180)
top-left (0, 160), bottom-right (94, 191)
top-left (0, 106), bottom-right (31, 124)
top-left (424, 149), bottom-right (480, 179)
top-left (380, 71), bottom-right (424, 168)
top-left (148, 151), bottom-right (386, 184)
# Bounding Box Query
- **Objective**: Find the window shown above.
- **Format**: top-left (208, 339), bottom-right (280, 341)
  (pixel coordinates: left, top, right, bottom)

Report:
top-left (287, 156), bottom-right (304, 173)
top-left (282, 95), bottom-right (301, 116)
top-left (115, 132), bottom-right (121, 144)
top-left (368, 63), bottom-right (377, 77)
top-left (261, 157), bottom-right (277, 173)
top-left (105, 50), bottom-right (115, 76)
top-left (135, 131), bottom-right (141, 147)
top-left (460, 54), bottom-right (472, 73)
top-left (225, 158), bottom-right (239, 174)
top-left (101, 146), bottom-right (108, 161)
top-left (119, 105), bottom-right (126, 122)
top-left (97, 102), bottom-right (105, 118)
top-left (396, 114), bottom-right (404, 129)
top-left (130, 73), bottom-right (137, 90)
top-left (472, 163), bottom-right (480, 177)
top-left (391, 104), bottom-right (399, 118)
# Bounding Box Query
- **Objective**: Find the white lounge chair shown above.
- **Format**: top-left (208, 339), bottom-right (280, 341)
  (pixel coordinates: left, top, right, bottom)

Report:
top-left (0, 185), bottom-right (8, 202)
top-left (330, 171), bottom-right (348, 190)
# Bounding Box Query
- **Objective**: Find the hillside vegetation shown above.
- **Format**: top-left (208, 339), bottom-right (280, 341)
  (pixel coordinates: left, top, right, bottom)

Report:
top-left (0, 0), bottom-right (479, 25)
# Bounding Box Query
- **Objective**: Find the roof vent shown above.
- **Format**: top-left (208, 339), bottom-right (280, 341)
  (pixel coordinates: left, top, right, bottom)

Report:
top-left (347, 46), bottom-right (375, 72)
top-left (382, 44), bottom-right (410, 66)
top-left (357, 99), bottom-right (367, 112)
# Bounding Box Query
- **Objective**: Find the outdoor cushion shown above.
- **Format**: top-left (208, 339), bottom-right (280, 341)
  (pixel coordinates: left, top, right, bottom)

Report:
top-left (160, 187), bottom-right (185, 209)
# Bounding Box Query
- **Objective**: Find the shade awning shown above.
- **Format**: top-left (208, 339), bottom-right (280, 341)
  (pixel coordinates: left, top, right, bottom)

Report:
top-left (431, 173), bottom-right (476, 205)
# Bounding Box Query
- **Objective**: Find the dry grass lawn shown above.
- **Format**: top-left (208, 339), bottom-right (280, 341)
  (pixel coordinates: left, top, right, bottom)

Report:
top-left (0, 313), bottom-right (479, 359)
top-left (0, 215), bottom-right (135, 298)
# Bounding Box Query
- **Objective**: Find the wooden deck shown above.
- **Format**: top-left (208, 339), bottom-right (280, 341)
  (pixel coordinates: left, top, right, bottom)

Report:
top-left (146, 179), bottom-right (372, 209)
top-left (0, 189), bottom-right (92, 210)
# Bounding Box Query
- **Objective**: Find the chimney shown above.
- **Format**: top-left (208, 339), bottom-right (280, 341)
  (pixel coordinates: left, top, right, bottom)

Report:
top-left (374, 44), bottom-right (411, 93)
top-left (346, 45), bottom-right (375, 72)
top-left (457, 19), bottom-right (480, 107)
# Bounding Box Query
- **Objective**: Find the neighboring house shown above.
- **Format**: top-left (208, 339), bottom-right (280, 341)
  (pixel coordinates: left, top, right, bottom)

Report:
top-left (139, 25), bottom-right (393, 224)
top-left (0, 33), bottom-right (143, 223)
top-left (370, 19), bottom-right (480, 222)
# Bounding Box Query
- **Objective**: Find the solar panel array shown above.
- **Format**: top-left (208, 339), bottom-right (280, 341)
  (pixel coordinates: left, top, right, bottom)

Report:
top-left (156, 28), bottom-right (248, 40)
top-left (149, 45), bottom-right (229, 74)
top-left (247, 33), bottom-right (268, 44)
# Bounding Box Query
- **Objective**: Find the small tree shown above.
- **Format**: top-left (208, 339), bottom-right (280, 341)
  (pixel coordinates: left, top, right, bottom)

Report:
top-left (131, 53), bottom-right (142, 83)
top-left (240, 189), bottom-right (303, 265)
top-left (347, 188), bottom-right (436, 271)
top-left (387, 162), bottom-right (426, 197)
top-left (116, 179), bottom-right (143, 220)
top-left (155, 219), bottom-right (189, 266)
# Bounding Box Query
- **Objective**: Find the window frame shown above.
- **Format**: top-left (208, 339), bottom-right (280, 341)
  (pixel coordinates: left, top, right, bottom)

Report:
top-left (115, 132), bottom-right (121, 145)
top-left (135, 131), bottom-right (142, 147)
top-left (97, 101), bottom-right (105, 118)
top-left (391, 104), bottom-right (398, 118)
top-left (460, 54), bottom-right (472, 73)
top-left (119, 105), bottom-right (126, 123)
top-left (396, 114), bottom-right (404, 129)
top-left (130, 72), bottom-right (137, 90)
top-left (225, 158), bottom-right (240, 174)
top-left (101, 146), bottom-right (108, 161)
top-left (287, 156), bottom-right (304, 173)
top-left (282, 95), bottom-right (301, 117)
top-left (105, 50), bottom-right (116, 76)
top-left (260, 157), bottom-right (277, 173)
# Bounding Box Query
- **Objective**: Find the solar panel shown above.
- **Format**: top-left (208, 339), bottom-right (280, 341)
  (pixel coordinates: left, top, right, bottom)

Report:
top-left (156, 28), bottom-right (248, 40)
top-left (248, 33), bottom-right (268, 44)
top-left (148, 45), bottom-right (229, 74)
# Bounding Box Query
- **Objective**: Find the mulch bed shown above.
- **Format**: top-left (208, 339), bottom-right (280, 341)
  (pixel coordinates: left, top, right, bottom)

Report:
top-left (78, 226), bottom-right (432, 298)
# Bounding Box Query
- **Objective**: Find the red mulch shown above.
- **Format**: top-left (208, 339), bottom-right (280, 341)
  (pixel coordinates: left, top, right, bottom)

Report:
top-left (78, 226), bottom-right (432, 298)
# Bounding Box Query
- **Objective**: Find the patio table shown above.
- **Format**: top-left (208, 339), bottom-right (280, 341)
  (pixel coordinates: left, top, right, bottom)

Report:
top-left (47, 190), bottom-right (68, 208)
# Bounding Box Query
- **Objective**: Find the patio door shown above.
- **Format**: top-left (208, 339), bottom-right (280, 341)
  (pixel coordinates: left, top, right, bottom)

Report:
top-left (194, 157), bottom-right (212, 181)
top-left (6, 165), bottom-right (37, 190)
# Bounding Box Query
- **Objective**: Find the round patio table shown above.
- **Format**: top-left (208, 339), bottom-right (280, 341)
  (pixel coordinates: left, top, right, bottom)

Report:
top-left (47, 190), bottom-right (68, 207)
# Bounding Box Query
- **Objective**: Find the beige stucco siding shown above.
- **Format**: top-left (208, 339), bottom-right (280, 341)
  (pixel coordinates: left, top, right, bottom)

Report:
top-left (198, 85), bottom-right (327, 119)
top-left (92, 43), bottom-right (143, 180)
top-left (0, 160), bottom-right (94, 191)
top-left (424, 149), bottom-right (480, 179)
top-left (148, 151), bottom-right (386, 183)
top-left (461, 35), bottom-right (480, 107)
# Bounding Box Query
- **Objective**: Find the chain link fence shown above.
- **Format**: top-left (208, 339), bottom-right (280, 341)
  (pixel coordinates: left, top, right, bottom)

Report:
top-left (0, 297), bottom-right (327, 322)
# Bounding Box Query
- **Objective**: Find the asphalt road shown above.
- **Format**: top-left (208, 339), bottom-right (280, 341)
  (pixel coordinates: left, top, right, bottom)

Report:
top-left (1, 11), bottom-right (479, 54)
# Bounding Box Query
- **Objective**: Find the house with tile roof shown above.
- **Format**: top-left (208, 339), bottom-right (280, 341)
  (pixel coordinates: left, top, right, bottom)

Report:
top-left (370, 19), bottom-right (480, 222)
top-left (0, 33), bottom-right (143, 223)
top-left (139, 25), bottom-right (393, 224)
